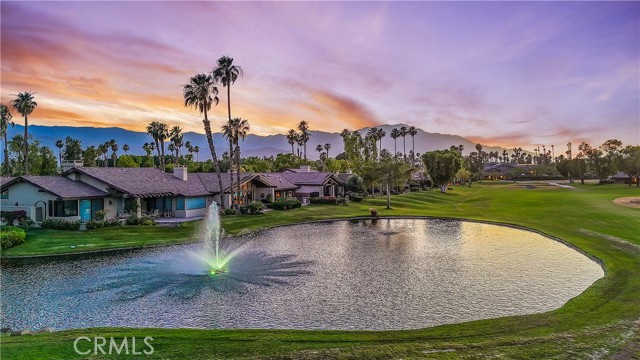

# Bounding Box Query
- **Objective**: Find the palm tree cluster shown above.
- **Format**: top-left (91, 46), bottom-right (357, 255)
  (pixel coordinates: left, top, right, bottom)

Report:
top-left (285, 121), bottom-right (311, 160)
top-left (182, 55), bottom-right (244, 210)
top-left (9, 92), bottom-right (37, 174)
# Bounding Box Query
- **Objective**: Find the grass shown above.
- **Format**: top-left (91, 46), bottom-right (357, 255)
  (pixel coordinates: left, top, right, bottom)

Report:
top-left (1, 182), bottom-right (639, 359)
top-left (2, 221), bottom-right (200, 257)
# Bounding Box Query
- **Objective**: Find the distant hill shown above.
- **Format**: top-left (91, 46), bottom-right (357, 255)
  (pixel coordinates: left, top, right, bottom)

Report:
top-left (7, 124), bottom-right (513, 160)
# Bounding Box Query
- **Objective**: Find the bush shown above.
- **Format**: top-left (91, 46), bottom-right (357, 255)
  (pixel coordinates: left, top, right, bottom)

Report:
top-left (1, 210), bottom-right (27, 225)
top-left (272, 197), bottom-right (301, 210)
top-left (370, 208), bottom-right (379, 217)
top-left (40, 218), bottom-right (81, 230)
top-left (0, 226), bottom-right (26, 249)
top-left (247, 201), bottom-right (265, 215)
top-left (350, 194), bottom-right (364, 202)
top-left (95, 209), bottom-right (109, 221)
top-left (286, 198), bottom-right (302, 209)
top-left (239, 205), bottom-right (248, 215)
top-left (310, 196), bottom-right (337, 205)
top-left (125, 215), bottom-right (156, 226)
top-left (86, 218), bottom-right (122, 230)
top-left (222, 208), bottom-right (237, 216)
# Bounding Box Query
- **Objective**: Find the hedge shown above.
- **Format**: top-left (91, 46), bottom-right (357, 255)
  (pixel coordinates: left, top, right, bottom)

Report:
top-left (310, 196), bottom-right (337, 205)
top-left (1, 226), bottom-right (26, 249)
top-left (40, 218), bottom-right (82, 230)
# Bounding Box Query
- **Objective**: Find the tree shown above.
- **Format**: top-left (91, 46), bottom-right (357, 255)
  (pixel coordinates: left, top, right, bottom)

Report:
top-left (212, 56), bottom-right (243, 203)
top-left (287, 129), bottom-right (297, 156)
top-left (376, 128), bottom-right (386, 156)
top-left (146, 122), bottom-right (162, 167)
top-left (390, 128), bottom-right (400, 157)
top-left (372, 156), bottom-right (413, 208)
top-left (222, 118), bottom-right (250, 210)
top-left (10, 92), bottom-right (37, 174)
top-left (297, 121), bottom-right (310, 160)
top-left (422, 149), bottom-right (462, 193)
top-left (169, 126), bottom-right (183, 165)
top-left (123, 144), bottom-right (130, 154)
top-left (456, 168), bottom-right (471, 187)
top-left (183, 73), bottom-right (225, 208)
top-left (82, 145), bottom-right (99, 167)
top-left (109, 139), bottom-right (118, 167)
top-left (399, 125), bottom-right (408, 160)
top-left (63, 136), bottom-right (82, 162)
top-left (619, 146), bottom-right (640, 186)
top-left (118, 155), bottom-right (139, 168)
top-left (1, 104), bottom-right (14, 175)
top-left (408, 126), bottom-right (418, 164)
top-left (324, 143), bottom-right (331, 158)
top-left (55, 139), bottom-right (64, 168)
top-left (315, 144), bottom-right (323, 158)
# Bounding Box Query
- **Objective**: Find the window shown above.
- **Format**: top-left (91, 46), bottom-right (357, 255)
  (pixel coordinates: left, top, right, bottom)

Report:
top-left (0, 189), bottom-right (7, 199)
top-left (186, 197), bottom-right (206, 209)
top-left (176, 196), bottom-right (185, 210)
top-left (53, 200), bottom-right (78, 217)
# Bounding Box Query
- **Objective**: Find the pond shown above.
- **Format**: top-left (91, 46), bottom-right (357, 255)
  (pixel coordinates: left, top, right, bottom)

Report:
top-left (1, 219), bottom-right (603, 331)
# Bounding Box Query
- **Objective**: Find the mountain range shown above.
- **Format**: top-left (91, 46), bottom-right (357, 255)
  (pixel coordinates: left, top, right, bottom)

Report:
top-left (6, 124), bottom-right (513, 160)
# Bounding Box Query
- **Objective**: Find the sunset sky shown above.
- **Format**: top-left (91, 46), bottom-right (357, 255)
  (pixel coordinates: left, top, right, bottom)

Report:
top-left (1, 1), bottom-right (638, 148)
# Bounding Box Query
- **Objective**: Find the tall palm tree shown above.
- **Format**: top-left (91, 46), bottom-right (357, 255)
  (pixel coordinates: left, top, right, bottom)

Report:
top-left (55, 139), bottom-right (64, 169)
top-left (146, 122), bottom-right (162, 167)
top-left (123, 144), bottom-right (130, 154)
top-left (0, 104), bottom-right (14, 175)
top-left (390, 128), bottom-right (400, 157)
top-left (222, 118), bottom-right (249, 210)
top-left (316, 144), bottom-right (323, 158)
top-left (109, 139), bottom-right (118, 167)
top-left (286, 129), bottom-right (297, 156)
top-left (157, 123), bottom-right (169, 168)
top-left (10, 92), bottom-right (37, 174)
top-left (212, 56), bottom-right (243, 201)
top-left (297, 121), bottom-right (310, 160)
top-left (367, 127), bottom-right (378, 156)
top-left (399, 125), bottom-right (408, 161)
top-left (167, 143), bottom-right (176, 165)
top-left (183, 73), bottom-right (225, 207)
top-left (408, 126), bottom-right (417, 164)
top-left (295, 132), bottom-right (304, 158)
top-left (193, 146), bottom-right (200, 161)
top-left (170, 126), bottom-right (183, 165)
top-left (324, 143), bottom-right (331, 158)
top-left (376, 128), bottom-right (386, 153)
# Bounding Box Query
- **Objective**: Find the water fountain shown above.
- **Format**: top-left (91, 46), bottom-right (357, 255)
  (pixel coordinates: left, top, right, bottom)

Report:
top-left (194, 202), bottom-right (241, 276)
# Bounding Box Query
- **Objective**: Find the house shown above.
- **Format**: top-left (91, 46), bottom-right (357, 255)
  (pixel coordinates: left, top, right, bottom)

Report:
top-left (1, 164), bottom-right (347, 224)
top-left (610, 172), bottom-right (638, 185)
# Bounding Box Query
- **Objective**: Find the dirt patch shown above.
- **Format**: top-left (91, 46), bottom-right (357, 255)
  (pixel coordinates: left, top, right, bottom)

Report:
top-left (613, 197), bottom-right (640, 209)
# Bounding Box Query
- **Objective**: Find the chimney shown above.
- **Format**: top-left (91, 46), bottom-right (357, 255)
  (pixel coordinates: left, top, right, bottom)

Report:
top-left (61, 160), bottom-right (83, 172)
top-left (173, 166), bottom-right (188, 181)
top-left (299, 164), bottom-right (311, 172)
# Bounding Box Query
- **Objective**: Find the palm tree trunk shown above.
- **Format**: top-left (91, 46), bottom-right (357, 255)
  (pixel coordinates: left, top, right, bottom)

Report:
top-left (154, 139), bottom-right (161, 167)
top-left (304, 141), bottom-right (307, 160)
top-left (235, 143), bottom-right (241, 212)
top-left (412, 135), bottom-right (415, 164)
top-left (4, 133), bottom-right (9, 175)
top-left (23, 114), bottom-right (29, 174)
top-left (394, 139), bottom-right (397, 156)
top-left (291, 144), bottom-right (294, 156)
top-left (58, 150), bottom-right (62, 171)
top-left (403, 137), bottom-right (406, 161)
top-left (227, 84), bottom-right (235, 210)
top-left (160, 140), bottom-right (166, 168)
top-left (202, 107), bottom-right (226, 210)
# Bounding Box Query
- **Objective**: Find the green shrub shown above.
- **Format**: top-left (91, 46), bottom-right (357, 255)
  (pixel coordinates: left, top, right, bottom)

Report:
top-left (272, 197), bottom-right (301, 210)
top-left (286, 198), bottom-right (301, 209)
top-left (40, 218), bottom-right (81, 230)
top-left (222, 208), bottom-right (237, 216)
top-left (0, 226), bottom-right (26, 249)
top-left (86, 218), bottom-right (122, 230)
top-left (239, 205), bottom-right (248, 215)
top-left (247, 201), bottom-right (265, 215)
top-left (350, 194), bottom-right (364, 202)
top-left (310, 196), bottom-right (336, 205)
top-left (125, 215), bottom-right (156, 226)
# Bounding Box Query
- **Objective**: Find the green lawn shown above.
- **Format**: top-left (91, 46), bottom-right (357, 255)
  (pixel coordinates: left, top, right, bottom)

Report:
top-left (2, 182), bottom-right (639, 359)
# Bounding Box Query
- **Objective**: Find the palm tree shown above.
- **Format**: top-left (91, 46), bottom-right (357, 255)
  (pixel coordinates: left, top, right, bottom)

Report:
top-left (146, 122), bottom-right (162, 167)
top-left (167, 143), bottom-right (176, 165)
top-left (297, 121), bottom-right (310, 160)
top-left (286, 129), bottom-right (297, 156)
top-left (295, 133), bottom-right (304, 158)
top-left (399, 125), bottom-right (408, 161)
top-left (157, 123), bottom-right (169, 168)
top-left (0, 104), bottom-right (14, 175)
top-left (222, 118), bottom-right (249, 210)
top-left (185, 141), bottom-right (193, 161)
top-left (390, 128), bottom-right (400, 157)
top-left (109, 139), bottom-right (118, 167)
top-left (212, 56), bottom-right (243, 201)
top-left (55, 139), bottom-right (64, 169)
top-left (183, 73), bottom-right (225, 208)
top-left (367, 127), bottom-right (378, 156)
top-left (193, 145), bottom-right (200, 161)
top-left (376, 128), bottom-right (386, 155)
top-left (408, 126), bottom-right (418, 164)
top-left (316, 144), bottom-right (323, 158)
top-left (10, 92), bottom-right (37, 174)
top-left (98, 143), bottom-right (108, 167)
top-left (324, 143), bottom-right (331, 158)
top-left (123, 144), bottom-right (130, 154)
top-left (169, 126), bottom-right (183, 165)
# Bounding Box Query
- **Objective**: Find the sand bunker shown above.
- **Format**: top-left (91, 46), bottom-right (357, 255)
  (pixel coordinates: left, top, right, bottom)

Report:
top-left (613, 197), bottom-right (640, 209)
